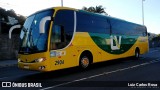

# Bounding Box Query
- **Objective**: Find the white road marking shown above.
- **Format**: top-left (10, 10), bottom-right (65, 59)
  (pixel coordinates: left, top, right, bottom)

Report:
top-left (40, 58), bottom-right (160, 90)
top-left (0, 77), bottom-right (9, 80)
top-left (149, 50), bottom-right (159, 53)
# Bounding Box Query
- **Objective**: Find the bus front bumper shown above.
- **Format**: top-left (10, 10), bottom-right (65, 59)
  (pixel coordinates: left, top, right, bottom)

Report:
top-left (18, 62), bottom-right (50, 72)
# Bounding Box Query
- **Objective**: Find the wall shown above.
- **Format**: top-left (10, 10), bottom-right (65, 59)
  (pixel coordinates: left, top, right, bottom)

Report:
top-left (0, 34), bottom-right (19, 60)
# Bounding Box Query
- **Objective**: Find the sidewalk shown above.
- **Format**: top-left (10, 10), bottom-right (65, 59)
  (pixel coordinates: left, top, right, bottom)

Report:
top-left (149, 47), bottom-right (160, 50)
top-left (0, 59), bottom-right (17, 68)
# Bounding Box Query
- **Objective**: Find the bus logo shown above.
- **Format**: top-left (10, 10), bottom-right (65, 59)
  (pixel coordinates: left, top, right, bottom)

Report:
top-left (111, 36), bottom-right (122, 50)
top-left (2, 82), bottom-right (11, 87)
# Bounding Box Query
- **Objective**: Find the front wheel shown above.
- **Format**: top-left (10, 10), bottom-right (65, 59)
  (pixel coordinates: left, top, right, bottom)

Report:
top-left (135, 50), bottom-right (140, 59)
top-left (79, 56), bottom-right (90, 69)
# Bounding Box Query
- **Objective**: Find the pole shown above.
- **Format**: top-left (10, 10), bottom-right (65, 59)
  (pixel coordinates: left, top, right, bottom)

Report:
top-left (61, 0), bottom-right (63, 7)
top-left (142, 0), bottom-right (145, 25)
top-left (0, 21), bottom-right (1, 34)
top-left (0, 15), bottom-right (1, 34)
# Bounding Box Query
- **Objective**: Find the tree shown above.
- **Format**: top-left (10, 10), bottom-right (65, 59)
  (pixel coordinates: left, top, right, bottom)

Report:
top-left (0, 7), bottom-right (8, 22)
top-left (7, 9), bottom-right (17, 17)
top-left (16, 15), bottom-right (26, 25)
top-left (82, 5), bottom-right (108, 15)
top-left (152, 34), bottom-right (160, 41)
top-left (0, 7), bottom-right (26, 34)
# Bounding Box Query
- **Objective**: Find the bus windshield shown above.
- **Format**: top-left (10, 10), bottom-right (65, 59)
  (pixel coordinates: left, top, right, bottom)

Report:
top-left (19, 9), bottom-right (54, 54)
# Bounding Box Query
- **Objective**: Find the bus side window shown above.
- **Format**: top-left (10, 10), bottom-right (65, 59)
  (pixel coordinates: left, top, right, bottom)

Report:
top-left (143, 28), bottom-right (147, 36)
top-left (50, 25), bottom-right (65, 50)
top-left (143, 32), bottom-right (147, 36)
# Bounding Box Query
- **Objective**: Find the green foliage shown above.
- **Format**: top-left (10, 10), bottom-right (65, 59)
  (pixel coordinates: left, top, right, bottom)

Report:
top-left (0, 7), bottom-right (26, 34)
top-left (0, 7), bottom-right (26, 24)
top-left (152, 35), bottom-right (160, 41)
top-left (82, 5), bottom-right (107, 15)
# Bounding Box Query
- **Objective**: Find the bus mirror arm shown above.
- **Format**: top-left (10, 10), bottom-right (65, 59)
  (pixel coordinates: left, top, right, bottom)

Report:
top-left (51, 17), bottom-right (54, 21)
top-left (9, 25), bottom-right (21, 39)
top-left (39, 16), bottom-right (52, 34)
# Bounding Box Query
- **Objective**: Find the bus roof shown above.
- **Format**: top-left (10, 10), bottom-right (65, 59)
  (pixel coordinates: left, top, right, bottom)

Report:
top-left (27, 7), bottom-right (145, 28)
top-left (27, 7), bottom-right (77, 17)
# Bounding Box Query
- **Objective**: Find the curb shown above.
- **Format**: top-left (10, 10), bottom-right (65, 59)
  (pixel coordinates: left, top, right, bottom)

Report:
top-left (0, 64), bottom-right (17, 69)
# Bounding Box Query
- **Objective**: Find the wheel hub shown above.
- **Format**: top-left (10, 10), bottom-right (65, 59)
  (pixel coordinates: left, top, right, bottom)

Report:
top-left (81, 57), bottom-right (89, 68)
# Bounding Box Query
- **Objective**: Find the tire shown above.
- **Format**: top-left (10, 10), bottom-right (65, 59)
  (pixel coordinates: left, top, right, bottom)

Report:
top-left (79, 56), bottom-right (90, 69)
top-left (135, 50), bottom-right (140, 59)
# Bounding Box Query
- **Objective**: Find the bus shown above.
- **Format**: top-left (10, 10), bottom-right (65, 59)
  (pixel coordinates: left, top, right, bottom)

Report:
top-left (18, 7), bottom-right (149, 71)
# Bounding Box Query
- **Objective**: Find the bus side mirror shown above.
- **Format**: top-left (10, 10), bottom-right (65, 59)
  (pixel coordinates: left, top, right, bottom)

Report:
top-left (148, 33), bottom-right (150, 36)
top-left (39, 16), bottom-right (51, 34)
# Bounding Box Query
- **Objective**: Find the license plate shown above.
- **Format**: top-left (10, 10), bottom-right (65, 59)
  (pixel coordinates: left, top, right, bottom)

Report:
top-left (24, 65), bottom-right (29, 69)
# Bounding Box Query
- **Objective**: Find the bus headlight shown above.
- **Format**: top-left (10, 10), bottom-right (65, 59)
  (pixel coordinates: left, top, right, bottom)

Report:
top-left (35, 57), bottom-right (46, 63)
top-left (18, 58), bottom-right (21, 62)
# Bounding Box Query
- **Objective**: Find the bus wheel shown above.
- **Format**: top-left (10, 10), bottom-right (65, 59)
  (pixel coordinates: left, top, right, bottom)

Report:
top-left (79, 56), bottom-right (90, 69)
top-left (135, 49), bottom-right (140, 59)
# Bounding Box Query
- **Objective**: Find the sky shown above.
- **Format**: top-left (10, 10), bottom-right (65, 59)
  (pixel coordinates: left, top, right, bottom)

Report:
top-left (0, 0), bottom-right (160, 34)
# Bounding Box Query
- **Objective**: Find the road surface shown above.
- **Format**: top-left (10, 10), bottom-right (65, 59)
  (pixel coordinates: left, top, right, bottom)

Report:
top-left (0, 48), bottom-right (160, 90)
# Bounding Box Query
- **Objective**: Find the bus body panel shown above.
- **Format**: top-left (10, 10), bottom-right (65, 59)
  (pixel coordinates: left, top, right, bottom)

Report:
top-left (18, 7), bottom-right (149, 71)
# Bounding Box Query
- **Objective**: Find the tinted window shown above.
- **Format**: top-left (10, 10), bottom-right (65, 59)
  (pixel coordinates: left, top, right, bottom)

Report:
top-left (19, 9), bottom-right (54, 54)
top-left (110, 18), bottom-right (147, 36)
top-left (77, 11), bottom-right (110, 34)
top-left (110, 18), bottom-right (133, 35)
top-left (135, 25), bottom-right (147, 36)
top-left (50, 10), bottom-right (74, 50)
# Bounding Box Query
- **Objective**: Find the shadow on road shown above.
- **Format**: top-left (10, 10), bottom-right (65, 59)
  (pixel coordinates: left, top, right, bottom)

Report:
top-left (15, 57), bottom-right (144, 81)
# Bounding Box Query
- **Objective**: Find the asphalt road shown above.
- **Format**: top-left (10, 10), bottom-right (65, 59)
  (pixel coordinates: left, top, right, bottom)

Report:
top-left (0, 48), bottom-right (160, 90)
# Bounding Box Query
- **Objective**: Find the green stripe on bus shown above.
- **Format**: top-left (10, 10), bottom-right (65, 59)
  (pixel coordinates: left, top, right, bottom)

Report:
top-left (89, 33), bottom-right (138, 54)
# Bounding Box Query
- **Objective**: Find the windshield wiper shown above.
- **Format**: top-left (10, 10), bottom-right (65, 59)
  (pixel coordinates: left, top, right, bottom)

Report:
top-left (29, 28), bottom-right (34, 46)
top-left (22, 26), bottom-right (28, 32)
top-left (28, 28), bottom-right (38, 51)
